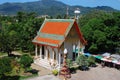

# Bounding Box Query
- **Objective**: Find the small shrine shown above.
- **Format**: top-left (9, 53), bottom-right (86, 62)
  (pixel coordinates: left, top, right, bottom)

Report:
top-left (32, 19), bottom-right (86, 70)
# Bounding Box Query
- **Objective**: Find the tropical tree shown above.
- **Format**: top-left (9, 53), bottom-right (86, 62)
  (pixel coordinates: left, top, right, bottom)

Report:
top-left (0, 12), bottom-right (44, 55)
top-left (56, 14), bottom-right (62, 19)
top-left (80, 11), bottom-right (120, 53)
top-left (0, 21), bottom-right (19, 56)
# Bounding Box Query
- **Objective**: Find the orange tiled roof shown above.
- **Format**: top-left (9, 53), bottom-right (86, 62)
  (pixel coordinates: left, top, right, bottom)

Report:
top-left (40, 22), bottom-right (70, 35)
top-left (36, 36), bottom-right (61, 45)
top-left (32, 19), bottom-right (87, 47)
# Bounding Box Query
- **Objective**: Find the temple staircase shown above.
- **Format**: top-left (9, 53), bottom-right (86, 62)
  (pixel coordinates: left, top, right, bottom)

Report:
top-left (34, 58), bottom-right (60, 70)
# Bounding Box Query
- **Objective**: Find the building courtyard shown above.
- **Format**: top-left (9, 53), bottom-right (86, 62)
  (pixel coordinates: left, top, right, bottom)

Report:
top-left (28, 63), bottom-right (120, 80)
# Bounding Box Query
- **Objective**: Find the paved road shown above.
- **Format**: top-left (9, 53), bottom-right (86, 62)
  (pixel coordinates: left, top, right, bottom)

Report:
top-left (27, 75), bottom-right (61, 80)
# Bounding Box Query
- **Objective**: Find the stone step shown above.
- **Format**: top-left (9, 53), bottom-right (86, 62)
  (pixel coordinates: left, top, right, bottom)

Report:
top-left (34, 58), bottom-right (60, 70)
top-left (34, 59), bottom-right (52, 70)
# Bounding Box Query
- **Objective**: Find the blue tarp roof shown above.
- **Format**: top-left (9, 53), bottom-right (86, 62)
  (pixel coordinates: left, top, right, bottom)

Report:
top-left (84, 53), bottom-right (91, 57)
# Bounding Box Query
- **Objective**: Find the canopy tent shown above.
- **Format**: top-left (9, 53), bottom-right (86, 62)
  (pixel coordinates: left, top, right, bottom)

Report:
top-left (102, 52), bottom-right (111, 58)
top-left (112, 59), bottom-right (118, 64)
top-left (101, 58), bottom-right (112, 62)
top-left (84, 53), bottom-right (91, 57)
top-left (112, 59), bottom-right (120, 66)
top-left (111, 54), bottom-right (120, 61)
top-left (94, 55), bottom-right (103, 60)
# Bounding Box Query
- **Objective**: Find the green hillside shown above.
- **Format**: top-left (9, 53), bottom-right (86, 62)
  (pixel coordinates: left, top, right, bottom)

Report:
top-left (0, 0), bottom-right (118, 16)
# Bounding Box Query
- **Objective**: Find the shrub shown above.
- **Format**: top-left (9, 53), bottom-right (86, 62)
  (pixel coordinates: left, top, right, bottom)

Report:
top-left (87, 56), bottom-right (96, 67)
top-left (66, 59), bottom-right (73, 68)
top-left (69, 67), bottom-right (77, 74)
top-left (11, 59), bottom-right (21, 75)
top-left (52, 69), bottom-right (58, 76)
top-left (76, 54), bottom-right (88, 67)
top-left (0, 57), bottom-right (12, 76)
top-left (20, 54), bottom-right (33, 72)
top-left (76, 54), bottom-right (89, 71)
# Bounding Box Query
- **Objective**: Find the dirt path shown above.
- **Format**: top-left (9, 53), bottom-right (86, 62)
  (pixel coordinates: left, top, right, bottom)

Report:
top-left (12, 51), bottom-right (22, 56)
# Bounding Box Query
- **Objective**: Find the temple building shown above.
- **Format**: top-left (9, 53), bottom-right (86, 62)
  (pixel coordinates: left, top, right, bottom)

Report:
top-left (32, 19), bottom-right (86, 70)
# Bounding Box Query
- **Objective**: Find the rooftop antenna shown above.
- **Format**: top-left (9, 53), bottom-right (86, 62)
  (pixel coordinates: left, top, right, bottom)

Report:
top-left (74, 8), bottom-right (80, 22)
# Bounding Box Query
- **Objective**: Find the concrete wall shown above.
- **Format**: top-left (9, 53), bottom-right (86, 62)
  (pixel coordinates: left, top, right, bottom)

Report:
top-left (64, 25), bottom-right (85, 60)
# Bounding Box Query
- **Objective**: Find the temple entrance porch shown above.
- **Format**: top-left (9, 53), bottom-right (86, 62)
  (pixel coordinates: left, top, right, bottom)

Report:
top-left (34, 44), bottom-right (61, 70)
top-left (34, 42), bottom-right (85, 71)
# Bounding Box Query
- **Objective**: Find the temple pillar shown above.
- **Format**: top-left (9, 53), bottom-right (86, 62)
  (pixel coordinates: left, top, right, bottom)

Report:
top-left (75, 45), bottom-right (76, 59)
top-left (35, 44), bottom-right (38, 58)
top-left (58, 50), bottom-right (61, 70)
top-left (53, 49), bottom-right (55, 61)
top-left (45, 46), bottom-right (48, 59)
top-left (39, 45), bottom-right (42, 59)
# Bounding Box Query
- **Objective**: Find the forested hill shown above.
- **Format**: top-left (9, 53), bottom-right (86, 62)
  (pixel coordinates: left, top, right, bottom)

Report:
top-left (0, 0), bottom-right (118, 16)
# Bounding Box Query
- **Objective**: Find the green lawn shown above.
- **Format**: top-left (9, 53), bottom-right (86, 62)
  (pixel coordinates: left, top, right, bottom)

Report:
top-left (0, 52), bottom-right (7, 56)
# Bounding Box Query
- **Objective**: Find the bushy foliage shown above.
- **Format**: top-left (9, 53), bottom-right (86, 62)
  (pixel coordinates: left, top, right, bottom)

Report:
top-left (80, 11), bottom-right (120, 53)
top-left (0, 12), bottom-right (44, 55)
top-left (52, 69), bottom-right (58, 76)
top-left (76, 54), bottom-right (88, 67)
top-left (66, 59), bottom-right (73, 68)
top-left (11, 59), bottom-right (21, 75)
top-left (87, 56), bottom-right (96, 66)
top-left (20, 54), bottom-right (33, 70)
top-left (0, 57), bottom-right (12, 76)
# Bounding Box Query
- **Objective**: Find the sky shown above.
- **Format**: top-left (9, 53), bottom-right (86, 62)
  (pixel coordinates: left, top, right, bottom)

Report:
top-left (0, 0), bottom-right (120, 10)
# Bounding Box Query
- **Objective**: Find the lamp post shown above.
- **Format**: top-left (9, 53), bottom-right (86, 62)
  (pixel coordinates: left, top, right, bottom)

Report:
top-left (60, 48), bottom-right (71, 80)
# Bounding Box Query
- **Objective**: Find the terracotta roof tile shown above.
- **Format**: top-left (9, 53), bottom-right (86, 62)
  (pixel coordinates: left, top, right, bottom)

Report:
top-left (40, 22), bottom-right (70, 35)
top-left (32, 19), bottom-right (87, 47)
top-left (36, 36), bottom-right (61, 46)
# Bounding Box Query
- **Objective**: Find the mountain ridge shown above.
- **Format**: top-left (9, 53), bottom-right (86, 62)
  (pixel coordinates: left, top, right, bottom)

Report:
top-left (0, 0), bottom-right (118, 16)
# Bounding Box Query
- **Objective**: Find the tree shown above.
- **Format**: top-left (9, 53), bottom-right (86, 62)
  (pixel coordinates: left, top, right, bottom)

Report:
top-left (0, 12), bottom-right (44, 54)
top-left (15, 12), bottom-right (44, 52)
top-left (80, 11), bottom-right (120, 53)
top-left (20, 54), bottom-right (33, 71)
top-left (0, 21), bottom-right (19, 56)
top-left (56, 14), bottom-right (62, 19)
